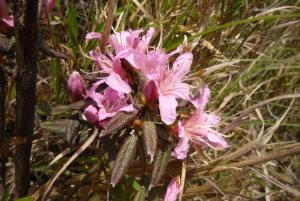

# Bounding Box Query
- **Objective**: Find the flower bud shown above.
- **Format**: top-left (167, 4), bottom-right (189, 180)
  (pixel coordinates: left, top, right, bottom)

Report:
top-left (164, 176), bottom-right (181, 201)
top-left (68, 71), bottom-right (86, 102)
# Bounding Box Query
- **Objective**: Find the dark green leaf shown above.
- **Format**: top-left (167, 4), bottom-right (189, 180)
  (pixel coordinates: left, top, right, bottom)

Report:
top-left (149, 140), bottom-right (171, 189)
top-left (40, 119), bottom-right (79, 147)
top-left (51, 100), bottom-right (86, 115)
top-left (88, 193), bottom-right (103, 201)
top-left (142, 117), bottom-right (157, 163)
top-left (16, 196), bottom-right (33, 201)
top-left (100, 108), bottom-right (139, 137)
top-left (111, 133), bottom-right (138, 187)
top-left (133, 186), bottom-right (146, 201)
top-left (0, 34), bottom-right (12, 53)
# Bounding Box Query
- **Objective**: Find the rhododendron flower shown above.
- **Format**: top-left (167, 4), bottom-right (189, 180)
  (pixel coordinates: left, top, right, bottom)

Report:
top-left (109, 28), bottom-right (155, 53)
top-left (172, 86), bottom-right (228, 160)
top-left (86, 28), bottom-right (155, 94)
top-left (85, 84), bottom-right (133, 128)
top-left (67, 71), bottom-right (86, 102)
top-left (133, 50), bottom-right (193, 125)
top-left (164, 176), bottom-right (181, 201)
top-left (88, 50), bottom-right (132, 94)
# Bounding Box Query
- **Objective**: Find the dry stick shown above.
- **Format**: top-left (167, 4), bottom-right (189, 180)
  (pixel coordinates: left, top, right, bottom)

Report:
top-left (41, 129), bottom-right (98, 201)
top-left (0, 68), bottom-right (6, 192)
top-left (99, 0), bottom-right (116, 52)
top-left (13, 0), bottom-right (39, 197)
top-left (191, 146), bottom-right (300, 177)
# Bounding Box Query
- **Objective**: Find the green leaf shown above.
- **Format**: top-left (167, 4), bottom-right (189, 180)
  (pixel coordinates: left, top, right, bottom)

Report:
top-left (66, 2), bottom-right (79, 50)
top-left (100, 108), bottom-right (139, 137)
top-left (150, 140), bottom-right (171, 189)
top-left (133, 186), bottom-right (146, 201)
top-left (40, 119), bottom-right (80, 147)
top-left (88, 193), bottom-right (102, 201)
top-left (142, 112), bottom-right (157, 162)
top-left (51, 100), bottom-right (86, 115)
top-left (111, 133), bottom-right (138, 187)
top-left (190, 13), bottom-right (300, 40)
top-left (16, 196), bottom-right (33, 201)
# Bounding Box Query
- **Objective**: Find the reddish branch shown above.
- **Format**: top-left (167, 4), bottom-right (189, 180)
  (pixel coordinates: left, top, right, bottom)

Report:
top-left (13, 0), bottom-right (39, 197)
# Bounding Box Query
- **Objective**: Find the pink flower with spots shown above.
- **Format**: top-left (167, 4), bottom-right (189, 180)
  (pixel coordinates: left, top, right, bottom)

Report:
top-left (130, 49), bottom-right (193, 125)
top-left (164, 176), bottom-right (181, 201)
top-left (85, 28), bottom-right (155, 94)
top-left (172, 86), bottom-right (229, 160)
top-left (109, 28), bottom-right (155, 53)
top-left (84, 83), bottom-right (133, 128)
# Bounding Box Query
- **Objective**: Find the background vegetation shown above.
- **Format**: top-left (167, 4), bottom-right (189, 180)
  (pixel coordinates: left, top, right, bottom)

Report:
top-left (1, 0), bottom-right (300, 200)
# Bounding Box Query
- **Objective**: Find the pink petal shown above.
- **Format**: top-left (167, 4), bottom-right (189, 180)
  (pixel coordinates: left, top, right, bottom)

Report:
top-left (105, 72), bottom-right (132, 94)
top-left (138, 50), bottom-right (167, 81)
top-left (83, 105), bottom-right (98, 124)
top-left (85, 90), bottom-right (103, 108)
top-left (159, 95), bottom-right (178, 125)
top-left (169, 83), bottom-right (191, 100)
top-left (201, 113), bottom-right (220, 126)
top-left (206, 130), bottom-right (229, 148)
top-left (171, 52), bottom-right (193, 81)
top-left (86, 32), bottom-right (102, 40)
top-left (89, 50), bottom-right (112, 72)
top-left (109, 30), bottom-right (142, 53)
top-left (168, 45), bottom-right (183, 57)
top-left (188, 127), bottom-right (228, 149)
top-left (1, 15), bottom-right (14, 29)
top-left (172, 122), bottom-right (190, 160)
top-left (98, 108), bottom-right (116, 121)
top-left (119, 104), bottom-right (134, 113)
top-left (103, 87), bottom-right (123, 102)
top-left (164, 177), bottom-right (181, 201)
top-left (138, 27), bottom-right (155, 52)
top-left (191, 85), bottom-right (211, 111)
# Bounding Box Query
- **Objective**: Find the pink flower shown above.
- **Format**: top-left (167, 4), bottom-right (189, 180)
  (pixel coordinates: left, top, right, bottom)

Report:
top-left (164, 176), bottom-right (181, 201)
top-left (89, 50), bottom-right (132, 94)
top-left (172, 86), bottom-right (229, 160)
top-left (67, 71), bottom-right (86, 102)
top-left (97, 87), bottom-right (133, 122)
top-left (89, 50), bottom-right (113, 73)
top-left (86, 28), bottom-right (155, 94)
top-left (85, 83), bottom-right (133, 128)
top-left (134, 50), bottom-right (193, 125)
top-left (109, 28), bottom-right (155, 53)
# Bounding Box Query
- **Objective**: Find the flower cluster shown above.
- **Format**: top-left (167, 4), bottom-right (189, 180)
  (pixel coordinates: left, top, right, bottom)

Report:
top-left (68, 28), bottom-right (228, 155)
top-left (67, 28), bottom-right (229, 201)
